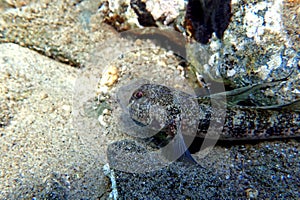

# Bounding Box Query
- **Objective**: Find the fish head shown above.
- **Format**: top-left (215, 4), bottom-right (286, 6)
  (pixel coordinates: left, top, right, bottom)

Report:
top-left (127, 83), bottom-right (198, 164)
top-left (128, 84), bottom-right (180, 131)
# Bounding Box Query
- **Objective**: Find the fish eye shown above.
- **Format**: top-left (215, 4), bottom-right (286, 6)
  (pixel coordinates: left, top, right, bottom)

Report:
top-left (133, 91), bottom-right (143, 99)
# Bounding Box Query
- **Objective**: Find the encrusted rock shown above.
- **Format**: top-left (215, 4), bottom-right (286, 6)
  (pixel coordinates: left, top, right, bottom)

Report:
top-left (186, 0), bottom-right (299, 104)
top-left (102, 0), bottom-right (186, 29)
top-left (144, 0), bottom-right (185, 25)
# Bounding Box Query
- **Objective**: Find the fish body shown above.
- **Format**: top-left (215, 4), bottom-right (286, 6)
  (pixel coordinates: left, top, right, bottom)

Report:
top-left (128, 84), bottom-right (300, 141)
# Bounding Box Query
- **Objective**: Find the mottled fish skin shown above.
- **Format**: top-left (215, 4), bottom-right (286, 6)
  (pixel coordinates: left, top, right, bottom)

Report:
top-left (128, 84), bottom-right (300, 141)
top-left (128, 84), bottom-right (200, 163)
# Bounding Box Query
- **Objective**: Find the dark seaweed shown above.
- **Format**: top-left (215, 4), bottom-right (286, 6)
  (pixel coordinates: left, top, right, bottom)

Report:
top-left (185, 0), bottom-right (232, 44)
top-left (130, 0), bottom-right (157, 27)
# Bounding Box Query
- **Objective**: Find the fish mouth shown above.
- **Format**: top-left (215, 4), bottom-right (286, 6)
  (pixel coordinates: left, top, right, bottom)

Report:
top-left (131, 118), bottom-right (147, 127)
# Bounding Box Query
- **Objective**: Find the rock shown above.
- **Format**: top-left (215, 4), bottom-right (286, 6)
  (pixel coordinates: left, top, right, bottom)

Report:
top-left (102, 0), bottom-right (186, 29)
top-left (130, 0), bottom-right (157, 27)
top-left (0, 0), bottom-right (117, 67)
top-left (0, 43), bottom-right (110, 199)
top-left (0, 0), bottom-right (185, 68)
top-left (144, 0), bottom-right (185, 25)
top-left (100, 0), bottom-right (142, 31)
top-left (186, 0), bottom-right (299, 105)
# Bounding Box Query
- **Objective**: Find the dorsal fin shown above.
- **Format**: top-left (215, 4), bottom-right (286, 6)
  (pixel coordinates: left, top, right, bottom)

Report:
top-left (195, 72), bottom-right (295, 108)
top-left (232, 99), bottom-right (300, 112)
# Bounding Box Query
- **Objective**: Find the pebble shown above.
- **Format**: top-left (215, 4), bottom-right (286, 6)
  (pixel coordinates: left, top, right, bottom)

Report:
top-left (245, 188), bottom-right (259, 199)
top-left (98, 114), bottom-right (107, 127)
top-left (100, 65), bottom-right (119, 87)
top-left (61, 105), bottom-right (71, 113)
top-left (39, 92), bottom-right (48, 100)
top-left (4, 0), bottom-right (30, 8)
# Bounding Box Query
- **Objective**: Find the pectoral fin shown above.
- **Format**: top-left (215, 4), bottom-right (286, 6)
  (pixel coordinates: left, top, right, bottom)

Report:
top-left (173, 131), bottom-right (197, 164)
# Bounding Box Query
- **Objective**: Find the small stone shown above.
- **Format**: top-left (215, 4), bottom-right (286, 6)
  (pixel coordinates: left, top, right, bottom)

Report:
top-left (98, 114), bottom-right (107, 127)
top-left (134, 39), bottom-right (143, 46)
top-left (41, 106), bottom-right (49, 113)
top-left (245, 188), bottom-right (259, 199)
top-left (5, 0), bottom-right (29, 8)
top-left (40, 92), bottom-right (49, 100)
top-left (61, 105), bottom-right (71, 113)
top-left (100, 65), bottom-right (119, 87)
top-left (227, 69), bottom-right (236, 77)
top-left (99, 85), bottom-right (109, 94)
top-left (102, 108), bottom-right (109, 115)
top-left (0, 101), bottom-right (11, 127)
